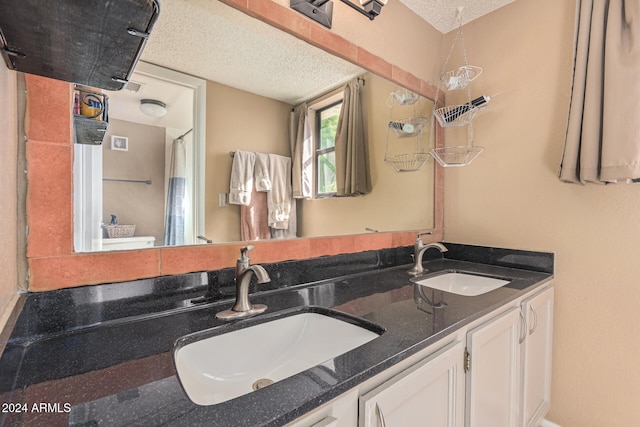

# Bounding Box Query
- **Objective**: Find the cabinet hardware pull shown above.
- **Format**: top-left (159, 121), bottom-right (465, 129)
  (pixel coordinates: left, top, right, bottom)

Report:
top-left (529, 305), bottom-right (538, 335)
top-left (376, 403), bottom-right (386, 427)
top-left (519, 309), bottom-right (527, 344)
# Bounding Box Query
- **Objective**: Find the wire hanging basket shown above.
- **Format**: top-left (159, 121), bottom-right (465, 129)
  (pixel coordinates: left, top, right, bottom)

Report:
top-left (433, 95), bottom-right (490, 127)
top-left (441, 65), bottom-right (483, 91)
top-left (388, 116), bottom-right (429, 137)
top-left (384, 153), bottom-right (431, 172)
top-left (386, 88), bottom-right (421, 106)
top-left (430, 120), bottom-right (485, 168)
top-left (431, 145), bottom-right (484, 167)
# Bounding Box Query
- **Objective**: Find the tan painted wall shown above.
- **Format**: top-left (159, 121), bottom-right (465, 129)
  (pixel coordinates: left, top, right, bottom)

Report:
top-left (0, 65), bottom-right (19, 332)
top-left (204, 80), bottom-right (292, 242)
top-left (442, 0), bottom-right (640, 425)
top-left (103, 119), bottom-right (166, 242)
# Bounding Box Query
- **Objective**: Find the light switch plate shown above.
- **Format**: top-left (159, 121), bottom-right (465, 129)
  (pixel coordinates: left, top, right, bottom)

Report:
top-left (218, 193), bottom-right (228, 208)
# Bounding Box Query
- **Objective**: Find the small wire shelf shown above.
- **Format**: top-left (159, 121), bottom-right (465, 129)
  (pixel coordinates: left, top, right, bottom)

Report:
top-left (387, 88), bottom-right (420, 106)
top-left (441, 65), bottom-right (483, 91)
top-left (434, 105), bottom-right (479, 127)
top-left (433, 95), bottom-right (490, 127)
top-left (384, 153), bottom-right (431, 172)
top-left (388, 116), bottom-right (429, 137)
top-left (430, 146), bottom-right (484, 168)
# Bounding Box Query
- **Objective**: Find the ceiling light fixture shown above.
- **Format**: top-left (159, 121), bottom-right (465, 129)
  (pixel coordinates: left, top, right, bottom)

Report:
top-left (139, 99), bottom-right (167, 117)
top-left (290, 0), bottom-right (387, 29)
top-left (343, 0), bottom-right (388, 20)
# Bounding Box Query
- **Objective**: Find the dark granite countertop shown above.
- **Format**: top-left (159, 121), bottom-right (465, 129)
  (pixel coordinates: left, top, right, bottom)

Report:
top-left (0, 244), bottom-right (553, 427)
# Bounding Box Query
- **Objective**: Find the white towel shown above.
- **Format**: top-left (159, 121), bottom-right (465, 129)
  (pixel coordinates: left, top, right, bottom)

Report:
top-left (267, 154), bottom-right (292, 229)
top-left (254, 152), bottom-right (271, 192)
top-left (229, 151), bottom-right (255, 206)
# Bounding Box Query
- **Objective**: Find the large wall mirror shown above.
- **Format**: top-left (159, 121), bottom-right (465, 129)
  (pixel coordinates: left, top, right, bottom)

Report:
top-left (73, 0), bottom-right (436, 252)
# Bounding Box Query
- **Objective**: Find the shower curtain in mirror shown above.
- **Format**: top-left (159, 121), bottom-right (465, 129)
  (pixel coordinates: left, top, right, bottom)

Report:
top-left (164, 137), bottom-right (186, 245)
top-left (335, 78), bottom-right (371, 195)
top-left (559, 0), bottom-right (640, 183)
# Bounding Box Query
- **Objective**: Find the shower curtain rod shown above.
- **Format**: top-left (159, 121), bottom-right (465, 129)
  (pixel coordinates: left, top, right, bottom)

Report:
top-left (103, 178), bottom-right (152, 185)
top-left (295, 75), bottom-right (366, 110)
top-left (177, 128), bottom-right (193, 140)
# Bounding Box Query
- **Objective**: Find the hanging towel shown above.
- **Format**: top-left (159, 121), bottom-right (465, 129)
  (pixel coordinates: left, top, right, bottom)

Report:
top-left (241, 185), bottom-right (270, 241)
top-left (267, 154), bottom-right (292, 229)
top-left (229, 151), bottom-right (255, 206)
top-left (254, 152), bottom-right (271, 192)
top-left (270, 198), bottom-right (297, 239)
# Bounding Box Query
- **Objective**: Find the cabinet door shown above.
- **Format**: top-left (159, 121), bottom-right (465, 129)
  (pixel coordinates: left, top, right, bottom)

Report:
top-left (359, 341), bottom-right (465, 427)
top-left (465, 307), bottom-right (521, 427)
top-left (521, 287), bottom-right (554, 427)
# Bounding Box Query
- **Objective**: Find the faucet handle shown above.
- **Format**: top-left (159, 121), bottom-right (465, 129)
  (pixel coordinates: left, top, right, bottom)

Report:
top-left (240, 245), bottom-right (255, 258)
top-left (417, 231), bottom-right (432, 240)
top-left (238, 246), bottom-right (255, 268)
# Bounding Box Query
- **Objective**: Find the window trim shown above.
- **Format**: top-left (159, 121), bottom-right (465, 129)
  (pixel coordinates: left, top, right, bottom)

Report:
top-left (314, 99), bottom-right (342, 198)
top-left (308, 90), bottom-right (344, 199)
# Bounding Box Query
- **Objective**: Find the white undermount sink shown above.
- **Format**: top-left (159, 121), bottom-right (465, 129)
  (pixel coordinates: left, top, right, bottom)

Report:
top-left (412, 272), bottom-right (510, 296)
top-left (174, 309), bottom-right (383, 406)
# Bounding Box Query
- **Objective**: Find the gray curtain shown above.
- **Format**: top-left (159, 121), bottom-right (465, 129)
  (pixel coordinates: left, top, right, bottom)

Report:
top-left (560, 0), bottom-right (640, 183)
top-left (335, 78), bottom-right (371, 196)
top-left (289, 103), bottom-right (313, 198)
top-left (163, 137), bottom-right (186, 245)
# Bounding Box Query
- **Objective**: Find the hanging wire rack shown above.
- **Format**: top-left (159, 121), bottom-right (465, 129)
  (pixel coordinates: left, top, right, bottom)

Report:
top-left (429, 6), bottom-right (487, 167)
top-left (384, 88), bottom-right (431, 172)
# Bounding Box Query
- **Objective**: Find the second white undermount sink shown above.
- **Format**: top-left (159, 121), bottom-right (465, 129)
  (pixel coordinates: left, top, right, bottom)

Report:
top-left (412, 272), bottom-right (510, 296)
top-left (173, 308), bottom-right (383, 406)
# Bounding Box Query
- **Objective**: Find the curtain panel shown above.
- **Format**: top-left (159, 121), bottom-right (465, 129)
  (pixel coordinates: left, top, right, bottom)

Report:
top-left (560, 0), bottom-right (640, 183)
top-left (289, 103), bottom-right (313, 199)
top-left (335, 78), bottom-right (371, 196)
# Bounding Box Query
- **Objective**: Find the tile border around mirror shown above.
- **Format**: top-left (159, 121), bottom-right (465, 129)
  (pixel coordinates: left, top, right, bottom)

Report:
top-left (24, 0), bottom-right (444, 291)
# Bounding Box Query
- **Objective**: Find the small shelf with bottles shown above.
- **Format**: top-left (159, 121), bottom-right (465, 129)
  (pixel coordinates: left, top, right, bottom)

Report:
top-left (73, 85), bottom-right (109, 146)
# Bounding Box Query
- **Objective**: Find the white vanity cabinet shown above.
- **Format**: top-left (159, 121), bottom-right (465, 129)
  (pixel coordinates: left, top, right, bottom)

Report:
top-left (520, 287), bottom-right (554, 427)
top-left (465, 307), bottom-right (522, 427)
top-left (359, 341), bottom-right (465, 427)
top-left (289, 284), bottom-right (554, 427)
top-left (464, 286), bottom-right (554, 427)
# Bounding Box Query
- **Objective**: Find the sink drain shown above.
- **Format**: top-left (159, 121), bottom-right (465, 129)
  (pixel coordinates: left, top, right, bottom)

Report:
top-left (252, 378), bottom-right (274, 390)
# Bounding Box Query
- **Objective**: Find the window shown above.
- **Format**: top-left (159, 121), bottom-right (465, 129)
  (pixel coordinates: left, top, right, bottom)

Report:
top-left (315, 100), bottom-right (342, 196)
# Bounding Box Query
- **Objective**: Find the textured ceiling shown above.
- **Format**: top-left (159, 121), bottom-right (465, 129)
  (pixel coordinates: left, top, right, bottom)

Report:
top-left (107, 70), bottom-right (194, 133)
top-left (400, 0), bottom-right (517, 33)
top-left (140, 0), bottom-right (364, 105)
top-left (269, 0), bottom-right (517, 34)
top-left (132, 0), bottom-right (517, 108)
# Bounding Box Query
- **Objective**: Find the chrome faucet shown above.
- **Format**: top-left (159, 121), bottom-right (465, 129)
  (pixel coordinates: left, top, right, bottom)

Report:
top-left (216, 246), bottom-right (271, 320)
top-left (408, 233), bottom-right (448, 276)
